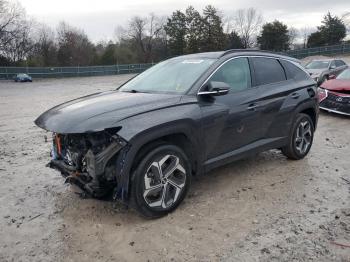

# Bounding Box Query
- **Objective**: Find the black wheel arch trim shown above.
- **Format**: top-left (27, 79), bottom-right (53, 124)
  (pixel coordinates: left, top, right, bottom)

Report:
top-left (292, 98), bottom-right (319, 131)
top-left (113, 120), bottom-right (202, 203)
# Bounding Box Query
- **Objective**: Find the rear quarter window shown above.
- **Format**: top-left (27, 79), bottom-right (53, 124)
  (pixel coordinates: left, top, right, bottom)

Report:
top-left (251, 57), bottom-right (286, 86)
top-left (280, 60), bottom-right (310, 81)
top-left (335, 60), bottom-right (346, 67)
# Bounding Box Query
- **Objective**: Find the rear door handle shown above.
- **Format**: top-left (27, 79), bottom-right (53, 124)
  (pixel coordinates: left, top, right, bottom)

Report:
top-left (247, 103), bottom-right (258, 111)
top-left (291, 92), bottom-right (300, 99)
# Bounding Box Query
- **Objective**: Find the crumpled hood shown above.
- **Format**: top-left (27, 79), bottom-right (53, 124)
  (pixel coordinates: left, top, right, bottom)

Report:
top-left (35, 90), bottom-right (182, 134)
top-left (321, 79), bottom-right (350, 92)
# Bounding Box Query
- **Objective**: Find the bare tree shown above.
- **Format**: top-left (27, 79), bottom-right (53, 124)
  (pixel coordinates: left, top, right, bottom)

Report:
top-left (233, 8), bottom-right (263, 48)
top-left (128, 16), bottom-right (147, 53)
top-left (56, 22), bottom-right (95, 66)
top-left (6, 19), bottom-right (34, 62)
top-left (288, 27), bottom-right (299, 49)
top-left (300, 27), bottom-right (315, 48)
top-left (29, 23), bottom-right (57, 66)
top-left (0, 0), bottom-right (20, 49)
top-left (342, 12), bottom-right (350, 33)
top-left (0, 0), bottom-right (34, 62)
top-left (114, 25), bottom-right (127, 43)
top-left (222, 15), bottom-right (234, 34)
top-left (128, 14), bottom-right (165, 62)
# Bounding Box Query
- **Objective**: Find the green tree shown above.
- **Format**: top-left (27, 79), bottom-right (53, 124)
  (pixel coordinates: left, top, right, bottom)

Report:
top-left (164, 10), bottom-right (187, 56)
top-left (185, 6), bottom-right (204, 53)
top-left (226, 31), bottom-right (244, 49)
top-left (318, 12), bottom-right (346, 45)
top-left (99, 42), bottom-right (117, 65)
top-left (257, 20), bottom-right (290, 51)
top-left (307, 12), bottom-right (346, 47)
top-left (307, 31), bottom-right (325, 47)
top-left (201, 5), bottom-right (225, 51)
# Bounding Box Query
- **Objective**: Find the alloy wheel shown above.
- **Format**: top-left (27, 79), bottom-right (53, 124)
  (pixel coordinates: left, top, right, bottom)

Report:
top-left (143, 154), bottom-right (186, 209)
top-left (295, 120), bottom-right (312, 155)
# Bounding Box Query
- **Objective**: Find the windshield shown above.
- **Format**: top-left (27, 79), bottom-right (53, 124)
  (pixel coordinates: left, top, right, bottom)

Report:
top-left (305, 61), bottom-right (330, 69)
top-left (119, 57), bottom-right (216, 94)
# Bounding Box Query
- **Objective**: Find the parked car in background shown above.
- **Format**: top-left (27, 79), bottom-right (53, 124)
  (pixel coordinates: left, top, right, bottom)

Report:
top-left (318, 69), bottom-right (350, 116)
top-left (305, 59), bottom-right (348, 85)
top-left (14, 73), bottom-right (32, 82)
top-left (35, 50), bottom-right (318, 218)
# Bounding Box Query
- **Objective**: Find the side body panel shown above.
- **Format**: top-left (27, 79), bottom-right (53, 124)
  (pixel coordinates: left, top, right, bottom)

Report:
top-left (114, 99), bottom-right (204, 201)
top-left (199, 87), bottom-right (263, 160)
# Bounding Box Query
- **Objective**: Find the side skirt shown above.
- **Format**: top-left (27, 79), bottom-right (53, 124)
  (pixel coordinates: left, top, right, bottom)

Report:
top-left (203, 137), bottom-right (287, 172)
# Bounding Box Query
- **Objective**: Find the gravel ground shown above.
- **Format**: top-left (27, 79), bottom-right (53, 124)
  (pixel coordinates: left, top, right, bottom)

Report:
top-left (0, 74), bottom-right (349, 262)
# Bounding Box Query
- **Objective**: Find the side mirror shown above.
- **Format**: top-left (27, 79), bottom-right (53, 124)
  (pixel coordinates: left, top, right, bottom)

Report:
top-left (198, 81), bottom-right (229, 96)
top-left (328, 74), bottom-right (336, 80)
top-left (330, 65), bottom-right (336, 70)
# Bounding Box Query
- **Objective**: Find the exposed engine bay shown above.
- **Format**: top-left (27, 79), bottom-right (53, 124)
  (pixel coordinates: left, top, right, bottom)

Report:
top-left (49, 129), bottom-right (127, 197)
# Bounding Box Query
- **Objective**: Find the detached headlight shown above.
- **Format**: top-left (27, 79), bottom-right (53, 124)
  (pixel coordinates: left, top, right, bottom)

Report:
top-left (317, 87), bottom-right (328, 102)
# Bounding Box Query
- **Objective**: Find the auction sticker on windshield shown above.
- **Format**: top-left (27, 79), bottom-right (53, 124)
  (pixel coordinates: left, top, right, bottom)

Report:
top-left (182, 60), bottom-right (204, 64)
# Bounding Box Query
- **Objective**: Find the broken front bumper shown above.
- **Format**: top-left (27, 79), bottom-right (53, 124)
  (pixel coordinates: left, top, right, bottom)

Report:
top-left (49, 134), bottom-right (127, 197)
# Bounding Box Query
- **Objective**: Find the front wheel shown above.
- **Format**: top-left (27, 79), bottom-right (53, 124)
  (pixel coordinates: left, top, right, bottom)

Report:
top-left (131, 144), bottom-right (191, 218)
top-left (281, 113), bottom-right (314, 160)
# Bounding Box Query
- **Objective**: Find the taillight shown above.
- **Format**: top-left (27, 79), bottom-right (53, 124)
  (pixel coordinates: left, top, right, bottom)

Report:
top-left (317, 87), bottom-right (328, 102)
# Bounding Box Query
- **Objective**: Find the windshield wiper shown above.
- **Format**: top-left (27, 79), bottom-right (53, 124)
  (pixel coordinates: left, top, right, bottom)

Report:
top-left (123, 89), bottom-right (152, 94)
top-left (122, 89), bottom-right (139, 93)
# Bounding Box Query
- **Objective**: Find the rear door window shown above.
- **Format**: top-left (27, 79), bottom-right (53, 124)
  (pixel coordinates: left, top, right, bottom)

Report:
top-left (251, 57), bottom-right (286, 86)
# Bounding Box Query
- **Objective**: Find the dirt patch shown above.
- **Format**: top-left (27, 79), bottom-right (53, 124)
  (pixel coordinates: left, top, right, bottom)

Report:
top-left (0, 75), bottom-right (349, 261)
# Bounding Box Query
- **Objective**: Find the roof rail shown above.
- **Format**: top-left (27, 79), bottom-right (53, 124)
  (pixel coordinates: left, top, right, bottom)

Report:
top-left (220, 49), bottom-right (288, 57)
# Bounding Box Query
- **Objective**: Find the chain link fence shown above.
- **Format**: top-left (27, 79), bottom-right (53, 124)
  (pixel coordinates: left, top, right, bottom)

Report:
top-left (1, 44), bottom-right (350, 80)
top-left (285, 43), bottom-right (350, 59)
top-left (0, 63), bottom-right (154, 80)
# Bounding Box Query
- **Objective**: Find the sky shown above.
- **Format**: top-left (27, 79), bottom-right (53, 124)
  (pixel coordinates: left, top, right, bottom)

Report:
top-left (16, 0), bottom-right (350, 42)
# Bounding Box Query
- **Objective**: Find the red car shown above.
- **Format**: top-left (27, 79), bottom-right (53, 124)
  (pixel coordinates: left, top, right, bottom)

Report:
top-left (318, 69), bottom-right (350, 116)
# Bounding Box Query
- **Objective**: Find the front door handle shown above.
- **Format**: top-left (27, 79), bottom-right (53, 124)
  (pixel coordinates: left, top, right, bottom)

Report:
top-left (247, 103), bottom-right (258, 111)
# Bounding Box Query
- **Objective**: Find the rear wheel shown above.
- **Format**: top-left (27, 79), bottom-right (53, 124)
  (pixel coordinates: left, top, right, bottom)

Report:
top-left (281, 113), bottom-right (314, 160)
top-left (131, 144), bottom-right (191, 218)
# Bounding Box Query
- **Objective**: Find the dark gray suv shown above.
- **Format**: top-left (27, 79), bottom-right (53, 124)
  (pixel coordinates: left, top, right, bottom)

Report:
top-left (35, 50), bottom-right (319, 218)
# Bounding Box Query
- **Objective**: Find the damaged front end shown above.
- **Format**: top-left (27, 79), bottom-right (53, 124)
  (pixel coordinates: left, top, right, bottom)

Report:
top-left (48, 128), bottom-right (127, 198)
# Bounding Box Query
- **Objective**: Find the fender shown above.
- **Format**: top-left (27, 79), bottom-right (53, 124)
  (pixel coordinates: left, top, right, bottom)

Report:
top-left (113, 103), bottom-right (204, 202)
top-left (293, 94), bottom-right (319, 128)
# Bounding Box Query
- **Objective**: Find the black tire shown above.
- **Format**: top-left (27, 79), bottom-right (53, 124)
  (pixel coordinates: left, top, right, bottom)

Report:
top-left (281, 113), bottom-right (314, 160)
top-left (131, 144), bottom-right (191, 218)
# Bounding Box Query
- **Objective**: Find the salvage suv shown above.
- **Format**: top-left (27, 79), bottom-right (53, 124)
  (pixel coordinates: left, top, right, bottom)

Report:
top-left (35, 50), bottom-right (318, 218)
